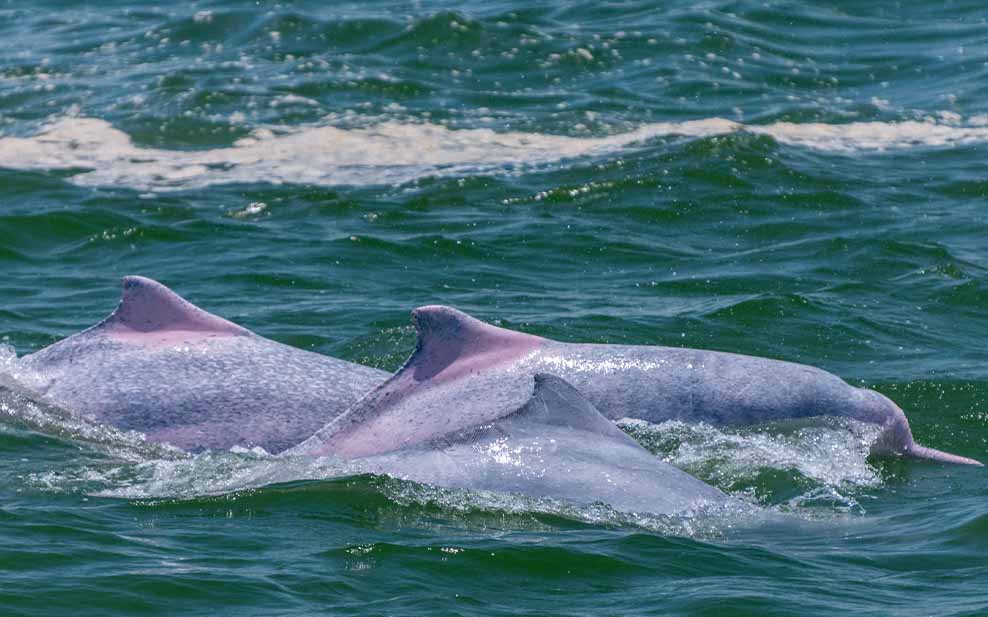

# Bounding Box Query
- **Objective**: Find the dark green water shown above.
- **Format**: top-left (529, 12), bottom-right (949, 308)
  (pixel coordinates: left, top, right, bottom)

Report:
top-left (2, 1), bottom-right (988, 615)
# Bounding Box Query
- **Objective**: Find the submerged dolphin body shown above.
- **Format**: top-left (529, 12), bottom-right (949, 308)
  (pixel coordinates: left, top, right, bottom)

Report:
top-left (17, 276), bottom-right (388, 453)
top-left (301, 305), bottom-right (980, 465)
top-left (356, 373), bottom-right (729, 516)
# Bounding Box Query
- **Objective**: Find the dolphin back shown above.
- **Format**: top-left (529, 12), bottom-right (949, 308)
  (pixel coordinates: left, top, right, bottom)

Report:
top-left (19, 276), bottom-right (387, 453)
top-left (343, 304), bottom-right (981, 466)
top-left (362, 374), bottom-right (729, 516)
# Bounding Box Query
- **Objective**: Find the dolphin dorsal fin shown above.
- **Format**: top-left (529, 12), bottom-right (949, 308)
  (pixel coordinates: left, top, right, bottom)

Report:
top-left (408, 305), bottom-right (544, 380)
top-left (292, 307), bottom-right (547, 458)
top-left (512, 374), bottom-right (635, 442)
top-left (99, 276), bottom-right (249, 338)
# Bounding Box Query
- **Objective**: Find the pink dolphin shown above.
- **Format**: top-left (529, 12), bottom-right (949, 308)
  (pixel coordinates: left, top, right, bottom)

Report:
top-left (17, 276), bottom-right (388, 453)
top-left (298, 305), bottom-right (980, 466)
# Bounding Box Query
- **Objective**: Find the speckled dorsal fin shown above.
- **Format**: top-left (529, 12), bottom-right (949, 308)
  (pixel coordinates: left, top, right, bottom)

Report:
top-left (291, 306), bottom-right (546, 458)
top-left (507, 374), bottom-right (634, 442)
top-left (98, 276), bottom-right (249, 337)
top-left (407, 305), bottom-right (544, 380)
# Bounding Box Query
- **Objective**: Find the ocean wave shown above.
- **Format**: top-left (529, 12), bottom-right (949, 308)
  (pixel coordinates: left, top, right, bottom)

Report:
top-left (1, 115), bottom-right (987, 191)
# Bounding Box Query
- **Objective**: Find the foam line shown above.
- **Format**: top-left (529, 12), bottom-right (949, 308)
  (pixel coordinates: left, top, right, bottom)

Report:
top-left (0, 116), bottom-right (985, 191)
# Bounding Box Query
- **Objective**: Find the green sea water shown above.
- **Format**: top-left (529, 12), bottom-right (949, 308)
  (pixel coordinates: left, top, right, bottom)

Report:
top-left (2, 1), bottom-right (988, 615)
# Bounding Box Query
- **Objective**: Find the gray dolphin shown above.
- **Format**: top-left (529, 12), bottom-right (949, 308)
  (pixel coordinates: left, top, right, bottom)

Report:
top-left (300, 305), bottom-right (980, 465)
top-left (16, 276), bottom-right (388, 453)
top-left (354, 373), bottom-right (729, 517)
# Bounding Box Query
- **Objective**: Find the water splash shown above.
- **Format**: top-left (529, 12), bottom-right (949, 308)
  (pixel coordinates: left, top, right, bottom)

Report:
top-left (618, 417), bottom-right (884, 512)
top-left (2, 357), bottom-right (875, 528)
top-left (1, 373), bottom-right (181, 465)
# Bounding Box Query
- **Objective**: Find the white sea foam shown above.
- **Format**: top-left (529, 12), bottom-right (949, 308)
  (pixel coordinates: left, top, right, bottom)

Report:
top-left (0, 116), bottom-right (985, 191)
top-left (619, 417), bottom-right (883, 512)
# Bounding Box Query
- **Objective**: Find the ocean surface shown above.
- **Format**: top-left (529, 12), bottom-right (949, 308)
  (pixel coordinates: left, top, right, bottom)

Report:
top-left (2, 1), bottom-right (987, 615)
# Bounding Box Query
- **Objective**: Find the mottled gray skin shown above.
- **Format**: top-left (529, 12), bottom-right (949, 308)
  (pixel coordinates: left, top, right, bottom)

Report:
top-left (532, 344), bottom-right (978, 464)
top-left (18, 277), bottom-right (387, 453)
top-left (299, 305), bottom-right (979, 465)
top-left (361, 374), bottom-right (729, 517)
top-left (533, 343), bottom-right (884, 426)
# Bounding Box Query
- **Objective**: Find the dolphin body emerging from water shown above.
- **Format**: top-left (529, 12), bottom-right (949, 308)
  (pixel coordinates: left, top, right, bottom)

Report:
top-left (6, 278), bottom-right (975, 519)
top-left (16, 276), bottom-right (388, 453)
top-left (9, 276), bottom-right (728, 516)
top-left (298, 305), bottom-right (981, 465)
top-left (356, 373), bottom-right (729, 516)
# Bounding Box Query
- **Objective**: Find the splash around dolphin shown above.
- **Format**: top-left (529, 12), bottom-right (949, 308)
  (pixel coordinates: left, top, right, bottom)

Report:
top-left (4, 279), bottom-right (976, 519)
top-left (14, 276), bottom-right (388, 453)
top-left (2, 276), bottom-right (731, 517)
top-left (299, 305), bottom-right (981, 465)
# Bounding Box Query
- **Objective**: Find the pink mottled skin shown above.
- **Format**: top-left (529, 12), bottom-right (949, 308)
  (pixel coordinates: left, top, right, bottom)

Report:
top-left (296, 305), bottom-right (981, 466)
top-left (18, 276), bottom-right (388, 453)
top-left (407, 305), bottom-right (545, 383)
top-left (97, 276), bottom-right (249, 347)
top-left (299, 306), bottom-right (546, 458)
